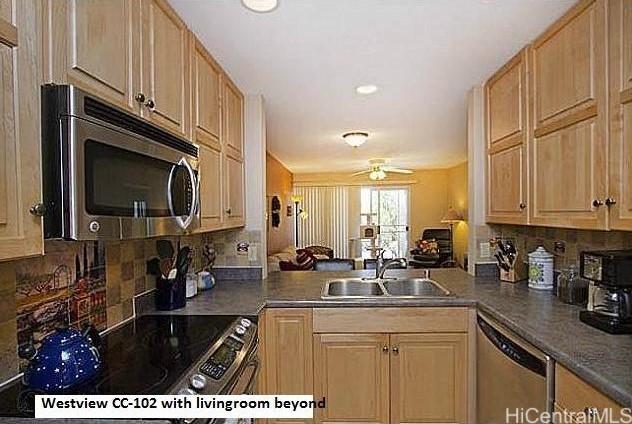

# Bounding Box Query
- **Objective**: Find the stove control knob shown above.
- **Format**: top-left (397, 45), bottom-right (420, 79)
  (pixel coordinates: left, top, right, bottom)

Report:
top-left (240, 318), bottom-right (252, 328)
top-left (235, 325), bottom-right (247, 336)
top-left (178, 388), bottom-right (196, 396)
top-left (190, 373), bottom-right (207, 391)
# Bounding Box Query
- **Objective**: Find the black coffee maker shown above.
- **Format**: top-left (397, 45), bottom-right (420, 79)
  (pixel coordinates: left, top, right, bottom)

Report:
top-left (579, 249), bottom-right (632, 334)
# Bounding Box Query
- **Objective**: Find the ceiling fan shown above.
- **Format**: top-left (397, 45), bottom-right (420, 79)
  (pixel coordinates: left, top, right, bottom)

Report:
top-left (351, 159), bottom-right (413, 181)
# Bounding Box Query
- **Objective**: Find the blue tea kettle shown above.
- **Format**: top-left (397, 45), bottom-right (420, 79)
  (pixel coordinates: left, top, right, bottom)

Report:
top-left (18, 324), bottom-right (102, 392)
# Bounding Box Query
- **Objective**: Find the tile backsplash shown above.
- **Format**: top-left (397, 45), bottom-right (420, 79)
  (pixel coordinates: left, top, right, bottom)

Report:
top-left (0, 227), bottom-right (262, 384)
top-left (491, 225), bottom-right (632, 271)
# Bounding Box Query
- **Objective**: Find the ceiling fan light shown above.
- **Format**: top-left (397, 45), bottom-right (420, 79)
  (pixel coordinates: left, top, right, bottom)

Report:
top-left (241, 0), bottom-right (278, 13)
top-left (369, 171), bottom-right (379, 181)
top-left (342, 131), bottom-right (369, 147)
top-left (376, 170), bottom-right (387, 180)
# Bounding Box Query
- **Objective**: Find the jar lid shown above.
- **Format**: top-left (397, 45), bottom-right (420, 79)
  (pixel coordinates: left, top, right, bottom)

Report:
top-left (528, 246), bottom-right (553, 259)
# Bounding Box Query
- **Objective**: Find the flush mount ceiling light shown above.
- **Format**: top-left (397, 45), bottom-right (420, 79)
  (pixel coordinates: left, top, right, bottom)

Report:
top-left (241, 0), bottom-right (278, 13)
top-left (342, 131), bottom-right (369, 147)
top-left (356, 84), bottom-right (378, 95)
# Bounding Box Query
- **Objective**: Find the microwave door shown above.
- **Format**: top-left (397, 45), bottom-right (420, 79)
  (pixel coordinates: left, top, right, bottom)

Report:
top-left (69, 116), bottom-right (198, 240)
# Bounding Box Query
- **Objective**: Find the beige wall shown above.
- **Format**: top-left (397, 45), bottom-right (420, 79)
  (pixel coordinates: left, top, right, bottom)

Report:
top-left (447, 162), bottom-right (469, 267)
top-left (266, 153), bottom-right (294, 254)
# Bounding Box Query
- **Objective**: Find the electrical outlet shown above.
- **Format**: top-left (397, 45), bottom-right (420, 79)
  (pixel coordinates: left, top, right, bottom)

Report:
top-left (236, 242), bottom-right (249, 256)
top-left (480, 242), bottom-right (491, 258)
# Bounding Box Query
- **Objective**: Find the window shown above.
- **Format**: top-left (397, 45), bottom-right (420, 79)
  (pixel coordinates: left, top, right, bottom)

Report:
top-left (360, 187), bottom-right (409, 258)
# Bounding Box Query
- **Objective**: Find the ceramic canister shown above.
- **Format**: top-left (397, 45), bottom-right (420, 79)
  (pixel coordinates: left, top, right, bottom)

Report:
top-left (528, 246), bottom-right (554, 290)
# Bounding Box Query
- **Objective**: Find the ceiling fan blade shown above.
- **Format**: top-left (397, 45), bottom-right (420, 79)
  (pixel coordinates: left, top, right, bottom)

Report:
top-left (351, 170), bottom-right (371, 176)
top-left (384, 167), bottom-right (413, 174)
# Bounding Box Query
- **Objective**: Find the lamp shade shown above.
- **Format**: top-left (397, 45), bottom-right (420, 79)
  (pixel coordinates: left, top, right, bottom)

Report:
top-left (441, 208), bottom-right (463, 223)
top-left (290, 195), bottom-right (303, 203)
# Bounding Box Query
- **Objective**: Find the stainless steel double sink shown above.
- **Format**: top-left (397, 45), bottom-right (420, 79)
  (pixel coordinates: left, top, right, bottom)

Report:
top-left (321, 277), bottom-right (451, 299)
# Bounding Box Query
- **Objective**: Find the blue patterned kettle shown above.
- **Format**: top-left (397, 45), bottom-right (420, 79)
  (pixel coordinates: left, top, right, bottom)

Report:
top-left (18, 324), bottom-right (102, 392)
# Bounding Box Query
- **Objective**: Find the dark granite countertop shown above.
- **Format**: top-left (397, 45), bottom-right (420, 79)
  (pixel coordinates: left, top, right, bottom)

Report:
top-left (148, 268), bottom-right (632, 407)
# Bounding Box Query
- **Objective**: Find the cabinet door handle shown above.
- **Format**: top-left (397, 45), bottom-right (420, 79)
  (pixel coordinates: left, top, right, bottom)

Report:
top-left (592, 199), bottom-right (604, 208)
top-left (225, 208), bottom-right (232, 215)
top-left (145, 99), bottom-right (155, 110)
top-left (382, 346), bottom-right (389, 353)
top-left (135, 92), bottom-right (146, 104)
top-left (519, 202), bottom-right (527, 210)
top-left (605, 197), bottom-right (617, 207)
top-left (584, 407), bottom-right (598, 418)
top-left (392, 346), bottom-right (399, 355)
top-left (29, 203), bottom-right (47, 217)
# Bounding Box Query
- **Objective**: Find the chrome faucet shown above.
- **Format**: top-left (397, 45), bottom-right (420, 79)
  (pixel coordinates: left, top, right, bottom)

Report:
top-left (375, 249), bottom-right (407, 279)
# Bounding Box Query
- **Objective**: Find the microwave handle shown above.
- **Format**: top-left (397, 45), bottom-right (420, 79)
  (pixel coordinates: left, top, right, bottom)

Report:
top-left (168, 157), bottom-right (198, 230)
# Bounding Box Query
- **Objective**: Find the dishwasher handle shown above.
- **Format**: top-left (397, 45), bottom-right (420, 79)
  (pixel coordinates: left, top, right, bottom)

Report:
top-left (478, 316), bottom-right (546, 377)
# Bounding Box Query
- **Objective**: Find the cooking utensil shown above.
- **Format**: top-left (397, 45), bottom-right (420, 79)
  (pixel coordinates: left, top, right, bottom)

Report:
top-left (160, 258), bottom-right (173, 278)
top-left (175, 246), bottom-right (191, 280)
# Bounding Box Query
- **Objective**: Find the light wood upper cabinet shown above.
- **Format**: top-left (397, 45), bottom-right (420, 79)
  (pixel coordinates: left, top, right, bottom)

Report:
top-left (42, 0), bottom-right (139, 113)
top-left (223, 77), bottom-right (244, 158)
top-left (486, 49), bottom-right (529, 224)
top-left (198, 144), bottom-right (223, 231)
top-left (260, 309), bottom-right (313, 424)
top-left (224, 154), bottom-right (245, 227)
top-left (0, 0), bottom-right (43, 261)
top-left (390, 333), bottom-right (467, 424)
top-left (529, 0), bottom-right (607, 229)
top-left (140, 0), bottom-right (190, 139)
top-left (313, 333), bottom-right (390, 424)
top-left (192, 38), bottom-right (222, 147)
top-left (608, 0), bottom-right (632, 230)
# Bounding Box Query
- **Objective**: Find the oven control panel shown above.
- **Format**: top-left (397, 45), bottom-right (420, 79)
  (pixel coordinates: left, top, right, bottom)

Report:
top-left (172, 317), bottom-right (257, 397)
top-left (200, 336), bottom-right (243, 380)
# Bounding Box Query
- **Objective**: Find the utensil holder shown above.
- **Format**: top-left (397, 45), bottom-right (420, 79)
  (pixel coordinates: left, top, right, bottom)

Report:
top-left (155, 274), bottom-right (186, 311)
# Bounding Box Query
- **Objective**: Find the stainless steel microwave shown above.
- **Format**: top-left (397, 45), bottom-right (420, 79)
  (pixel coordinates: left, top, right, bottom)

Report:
top-left (41, 85), bottom-right (200, 240)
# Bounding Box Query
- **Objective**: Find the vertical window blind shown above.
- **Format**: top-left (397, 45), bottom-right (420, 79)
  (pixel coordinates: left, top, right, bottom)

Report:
top-left (294, 186), bottom-right (349, 258)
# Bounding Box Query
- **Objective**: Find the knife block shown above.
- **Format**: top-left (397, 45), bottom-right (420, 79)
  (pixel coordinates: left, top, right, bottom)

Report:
top-left (498, 254), bottom-right (527, 283)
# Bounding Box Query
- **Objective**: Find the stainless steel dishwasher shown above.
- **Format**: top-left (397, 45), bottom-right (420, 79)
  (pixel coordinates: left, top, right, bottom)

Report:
top-left (477, 313), bottom-right (555, 423)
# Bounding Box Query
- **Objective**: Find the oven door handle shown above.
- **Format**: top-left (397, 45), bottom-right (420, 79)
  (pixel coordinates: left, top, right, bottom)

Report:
top-left (242, 357), bottom-right (260, 395)
top-left (168, 157), bottom-right (199, 230)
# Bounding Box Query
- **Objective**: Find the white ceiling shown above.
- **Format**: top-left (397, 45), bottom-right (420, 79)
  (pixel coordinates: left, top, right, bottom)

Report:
top-left (170, 0), bottom-right (575, 173)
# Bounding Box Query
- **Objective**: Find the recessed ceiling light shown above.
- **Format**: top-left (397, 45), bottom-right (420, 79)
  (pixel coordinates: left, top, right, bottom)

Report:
top-left (342, 132), bottom-right (369, 147)
top-left (356, 84), bottom-right (378, 95)
top-left (241, 0), bottom-right (278, 13)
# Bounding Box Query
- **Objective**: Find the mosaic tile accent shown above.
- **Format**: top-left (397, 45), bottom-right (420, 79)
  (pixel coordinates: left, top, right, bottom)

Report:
top-left (15, 241), bottom-right (106, 347)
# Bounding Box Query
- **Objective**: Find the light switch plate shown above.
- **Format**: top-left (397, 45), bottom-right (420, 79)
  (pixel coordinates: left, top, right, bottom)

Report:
top-left (480, 242), bottom-right (491, 258)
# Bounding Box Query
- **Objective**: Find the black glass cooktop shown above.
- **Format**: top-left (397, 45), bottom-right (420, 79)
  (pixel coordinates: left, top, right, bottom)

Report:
top-left (0, 314), bottom-right (245, 417)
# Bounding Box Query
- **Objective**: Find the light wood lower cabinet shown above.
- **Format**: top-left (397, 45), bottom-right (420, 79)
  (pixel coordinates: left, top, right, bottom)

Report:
top-left (313, 332), bottom-right (468, 424)
top-left (259, 309), bottom-right (313, 424)
top-left (555, 364), bottom-right (625, 422)
top-left (313, 333), bottom-right (390, 424)
top-left (390, 334), bottom-right (467, 424)
top-left (259, 307), bottom-right (472, 424)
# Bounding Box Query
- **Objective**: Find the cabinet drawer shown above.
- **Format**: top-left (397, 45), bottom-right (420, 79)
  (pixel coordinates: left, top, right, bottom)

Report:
top-left (555, 365), bottom-right (624, 418)
top-left (312, 307), bottom-right (469, 333)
